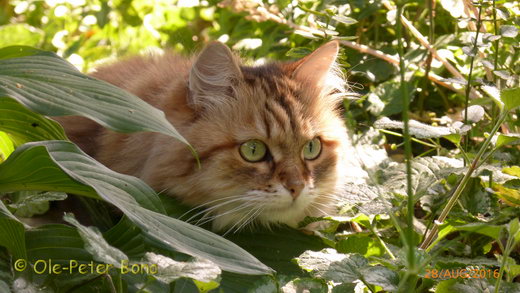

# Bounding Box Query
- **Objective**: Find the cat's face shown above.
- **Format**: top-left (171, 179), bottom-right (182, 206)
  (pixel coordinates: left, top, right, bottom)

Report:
top-left (174, 42), bottom-right (349, 232)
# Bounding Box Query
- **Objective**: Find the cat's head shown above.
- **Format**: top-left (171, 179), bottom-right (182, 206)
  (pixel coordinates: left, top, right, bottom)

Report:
top-left (176, 41), bottom-right (350, 232)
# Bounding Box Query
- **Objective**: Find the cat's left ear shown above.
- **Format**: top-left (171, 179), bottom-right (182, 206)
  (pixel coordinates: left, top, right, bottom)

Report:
top-left (292, 41), bottom-right (339, 87)
top-left (189, 41), bottom-right (242, 110)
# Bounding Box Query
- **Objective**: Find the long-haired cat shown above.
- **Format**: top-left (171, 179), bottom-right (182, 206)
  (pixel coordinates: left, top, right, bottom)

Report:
top-left (55, 41), bottom-right (356, 232)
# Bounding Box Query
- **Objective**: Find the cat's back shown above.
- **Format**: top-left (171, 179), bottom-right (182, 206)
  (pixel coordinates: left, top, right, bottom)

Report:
top-left (91, 52), bottom-right (192, 107)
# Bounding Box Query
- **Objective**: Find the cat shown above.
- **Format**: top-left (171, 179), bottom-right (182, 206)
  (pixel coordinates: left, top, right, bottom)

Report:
top-left (55, 41), bottom-right (355, 232)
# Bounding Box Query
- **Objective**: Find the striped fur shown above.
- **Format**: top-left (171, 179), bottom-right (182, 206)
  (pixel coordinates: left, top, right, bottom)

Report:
top-left (55, 41), bottom-right (352, 232)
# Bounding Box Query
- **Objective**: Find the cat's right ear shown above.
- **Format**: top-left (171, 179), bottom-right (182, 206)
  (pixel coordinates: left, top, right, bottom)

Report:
top-left (188, 42), bottom-right (242, 110)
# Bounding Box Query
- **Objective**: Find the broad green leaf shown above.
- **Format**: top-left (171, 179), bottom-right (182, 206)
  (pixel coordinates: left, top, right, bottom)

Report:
top-left (361, 266), bottom-right (399, 292)
top-left (0, 24), bottom-right (43, 48)
top-left (25, 224), bottom-right (93, 264)
top-left (103, 216), bottom-right (146, 258)
top-left (336, 234), bottom-right (385, 257)
top-left (496, 134), bottom-right (520, 148)
top-left (0, 218), bottom-right (27, 261)
top-left (444, 133), bottom-right (461, 144)
top-left (0, 131), bottom-right (14, 162)
top-left (295, 248), bottom-right (368, 283)
top-left (508, 218), bottom-right (520, 246)
top-left (455, 223), bottom-right (503, 239)
top-left (224, 226), bottom-right (326, 275)
top-left (376, 81), bottom-right (415, 116)
top-left (503, 166), bottom-right (520, 178)
top-left (0, 46), bottom-right (190, 147)
top-left (285, 47), bottom-right (313, 58)
top-left (482, 85), bottom-right (503, 109)
top-left (64, 213), bottom-right (128, 267)
top-left (0, 141), bottom-right (272, 275)
top-left (430, 221), bottom-right (503, 250)
top-left (493, 184), bottom-right (520, 206)
top-left (0, 97), bottom-right (67, 145)
top-left (501, 87), bottom-right (520, 111)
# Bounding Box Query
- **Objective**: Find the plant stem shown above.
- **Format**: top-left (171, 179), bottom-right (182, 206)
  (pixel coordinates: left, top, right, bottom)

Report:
top-left (396, 2), bottom-right (417, 290)
top-left (421, 110), bottom-right (508, 250)
top-left (463, 1), bottom-right (483, 158)
top-left (378, 129), bottom-right (439, 148)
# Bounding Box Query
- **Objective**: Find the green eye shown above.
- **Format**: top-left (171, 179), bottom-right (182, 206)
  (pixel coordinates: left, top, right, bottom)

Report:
top-left (239, 139), bottom-right (268, 162)
top-left (303, 137), bottom-right (322, 160)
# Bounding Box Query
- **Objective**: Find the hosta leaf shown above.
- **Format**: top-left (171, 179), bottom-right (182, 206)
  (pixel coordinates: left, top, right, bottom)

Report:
top-left (0, 97), bottom-right (67, 144)
top-left (0, 141), bottom-right (272, 275)
top-left (25, 224), bottom-right (93, 264)
top-left (0, 218), bottom-right (26, 261)
top-left (0, 46), bottom-right (190, 147)
top-left (0, 131), bottom-right (14, 162)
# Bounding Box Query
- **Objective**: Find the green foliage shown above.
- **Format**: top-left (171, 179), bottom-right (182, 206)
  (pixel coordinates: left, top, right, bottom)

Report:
top-left (1, 0), bottom-right (520, 292)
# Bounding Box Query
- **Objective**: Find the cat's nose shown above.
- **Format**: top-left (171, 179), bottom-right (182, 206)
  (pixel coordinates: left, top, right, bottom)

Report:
top-left (283, 177), bottom-right (305, 199)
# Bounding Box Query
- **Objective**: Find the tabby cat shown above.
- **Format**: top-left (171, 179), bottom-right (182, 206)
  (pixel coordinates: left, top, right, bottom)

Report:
top-left (55, 41), bottom-right (355, 232)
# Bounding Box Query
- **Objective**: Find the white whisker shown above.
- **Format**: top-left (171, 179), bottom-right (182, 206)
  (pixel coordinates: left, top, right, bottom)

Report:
top-left (179, 194), bottom-right (244, 219)
top-left (185, 196), bottom-right (248, 222)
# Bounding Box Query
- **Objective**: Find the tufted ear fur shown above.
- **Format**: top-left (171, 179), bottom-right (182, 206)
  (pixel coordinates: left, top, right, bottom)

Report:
top-left (292, 41), bottom-right (339, 88)
top-left (188, 42), bottom-right (242, 111)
